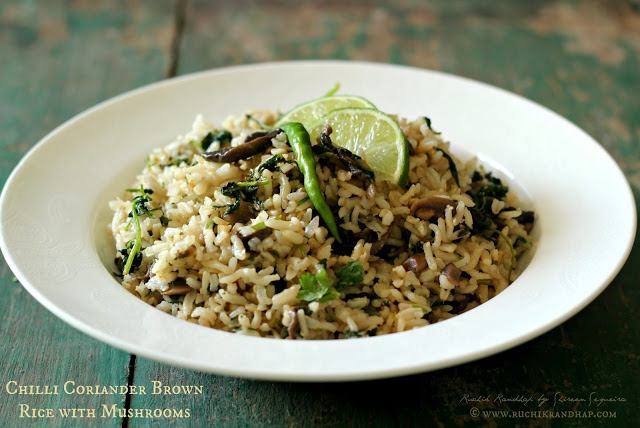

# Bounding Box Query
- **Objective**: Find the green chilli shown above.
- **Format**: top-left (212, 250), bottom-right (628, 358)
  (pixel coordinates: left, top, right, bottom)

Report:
top-left (279, 122), bottom-right (342, 243)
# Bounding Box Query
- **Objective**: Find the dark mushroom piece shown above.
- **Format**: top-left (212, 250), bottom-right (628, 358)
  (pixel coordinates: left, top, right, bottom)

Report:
top-left (204, 129), bottom-right (281, 163)
top-left (313, 125), bottom-right (374, 182)
top-left (517, 210), bottom-right (535, 232)
top-left (239, 227), bottom-right (271, 245)
top-left (162, 284), bottom-right (193, 296)
top-left (370, 229), bottom-right (391, 255)
top-left (410, 196), bottom-right (455, 221)
top-left (223, 200), bottom-right (252, 224)
top-left (287, 310), bottom-right (299, 340)
top-left (443, 263), bottom-right (462, 286)
top-left (402, 253), bottom-right (427, 273)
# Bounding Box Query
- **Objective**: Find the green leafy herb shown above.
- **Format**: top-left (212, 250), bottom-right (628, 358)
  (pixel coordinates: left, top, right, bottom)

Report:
top-left (297, 261), bottom-right (364, 302)
top-left (514, 236), bottom-right (530, 249)
top-left (252, 221), bottom-right (266, 231)
top-left (116, 240), bottom-right (142, 274)
top-left (123, 202), bottom-right (143, 276)
top-left (159, 215), bottom-right (169, 227)
top-left (435, 148), bottom-right (460, 187)
top-left (293, 244), bottom-right (308, 257)
top-left (236, 179), bottom-right (269, 188)
top-left (298, 265), bottom-right (340, 303)
top-left (253, 154), bottom-right (292, 178)
top-left (324, 82), bottom-right (341, 97)
top-left (335, 261), bottom-right (364, 291)
top-left (215, 180), bottom-right (263, 215)
top-left (125, 187), bottom-right (153, 194)
top-left (296, 196), bottom-right (310, 206)
top-left (171, 157), bottom-right (190, 166)
top-left (468, 172), bottom-right (509, 234)
top-left (496, 230), bottom-right (515, 280)
top-left (423, 116), bottom-right (441, 134)
top-left (245, 114), bottom-right (268, 129)
top-left (120, 186), bottom-right (165, 275)
top-left (201, 130), bottom-right (232, 152)
top-left (214, 155), bottom-right (292, 216)
top-left (363, 306), bottom-right (378, 316)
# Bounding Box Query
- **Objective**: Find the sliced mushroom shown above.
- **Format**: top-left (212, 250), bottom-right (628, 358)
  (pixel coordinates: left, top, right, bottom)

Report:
top-left (370, 229), bottom-right (391, 255)
top-left (443, 263), bottom-right (462, 286)
top-left (287, 310), bottom-right (299, 340)
top-left (410, 196), bottom-right (454, 220)
top-left (204, 129), bottom-right (281, 163)
top-left (402, 253), bottom-right (427, 273)
top-left (223, 200), bottom-right (252, 224)
top-left (517, 210), bottom-right (535, 232)
top-left (162, 284), bottom-right (193, 296)
top-left (239, 227), bottom-right (271, 245)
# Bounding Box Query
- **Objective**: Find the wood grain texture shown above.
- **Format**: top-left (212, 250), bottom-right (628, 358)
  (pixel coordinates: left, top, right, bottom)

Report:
top-left (0, 1), bottom-right (173, 426)
top-left (1, 0), bottom-right (638, 427)
top-left (129, 1), bottom-right (639, 427)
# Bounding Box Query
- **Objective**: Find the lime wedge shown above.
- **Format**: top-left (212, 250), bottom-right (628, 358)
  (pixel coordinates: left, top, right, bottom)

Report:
top-left (314, 108), bottom-right (409, 186)
top-left (276, 95), bottom-right (375, 131)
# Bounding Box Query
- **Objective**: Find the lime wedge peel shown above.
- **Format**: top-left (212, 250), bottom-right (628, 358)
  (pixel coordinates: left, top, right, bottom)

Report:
top-left (314, 107), bottom-right (409, 186)
top-left (275, 95), bottom-right (376, 132)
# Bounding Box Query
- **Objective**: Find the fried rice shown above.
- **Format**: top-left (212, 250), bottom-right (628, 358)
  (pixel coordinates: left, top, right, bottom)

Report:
top-left (108, 110), bottom-right (534, 339)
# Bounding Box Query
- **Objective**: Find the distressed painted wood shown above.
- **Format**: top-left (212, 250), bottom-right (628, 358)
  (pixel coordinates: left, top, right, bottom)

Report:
top-left (130, 1), bottom-right (640, 426)
top-left (0, 1), bottom-right (174, 426)
top-left (1, 0), bottom-right (638, 427)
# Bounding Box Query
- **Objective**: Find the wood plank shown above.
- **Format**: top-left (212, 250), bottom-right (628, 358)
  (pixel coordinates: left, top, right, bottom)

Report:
top-left (128, 0), bottom-right (640, 426)
top-left (0, 1), bottom-right (174, 426)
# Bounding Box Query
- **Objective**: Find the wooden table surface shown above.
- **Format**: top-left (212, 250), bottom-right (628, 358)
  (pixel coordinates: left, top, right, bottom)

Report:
top-left (1, 1), bottom-right (638, 426)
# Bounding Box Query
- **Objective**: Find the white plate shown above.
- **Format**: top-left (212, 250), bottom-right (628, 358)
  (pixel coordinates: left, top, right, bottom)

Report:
top-left (0, 61), bottom-right (635, 381)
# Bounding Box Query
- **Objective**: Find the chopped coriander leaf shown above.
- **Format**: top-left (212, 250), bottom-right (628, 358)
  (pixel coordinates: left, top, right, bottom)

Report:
top-left (320, 288), bottom-right (340, 303)
top-left (252, 221), bottom-right (266, 231)
top-left (496, 230), bottom-right (515, 280)
top-left (423, 116), bottom-right (441, 134)
top-left (435, 148), bottom-right (460, 187)
top-left (245, 114), bottom-right (268, 129)
top-left (126, 186), bottom-right (153, 194)
top-left (514, 236), bottom-right (530, 249)
top-left (296, 196), bottom-right (310, 206)
top-left (316, 266), bottom-right (333, 289)
top-left (297, 265), bottom-right (340, 303)
top-left (335, 260), bottom-right (364, 291)
top-left (122, 206), bottom-right (142, 276)
top-left (363, 306), bottom-right (378, 316)
top-left (293, 244), bottom-right (308, 257)
top-left (201, 130), bottom-right (232, 151)
top-left (116, 240), bottom-right (142, 274)
top-left (298, 273), bottom-right (326, 302)
top-left (253, 154), bottom-right (293, 178)
top-left (217, 180), bottom-right (263, 215)
top-left (468, 171), bottom-right (509, 234)
top-left (236, 179), bottom-right (269, 187)
top-left (324, 82), bottom-right (341, 97)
